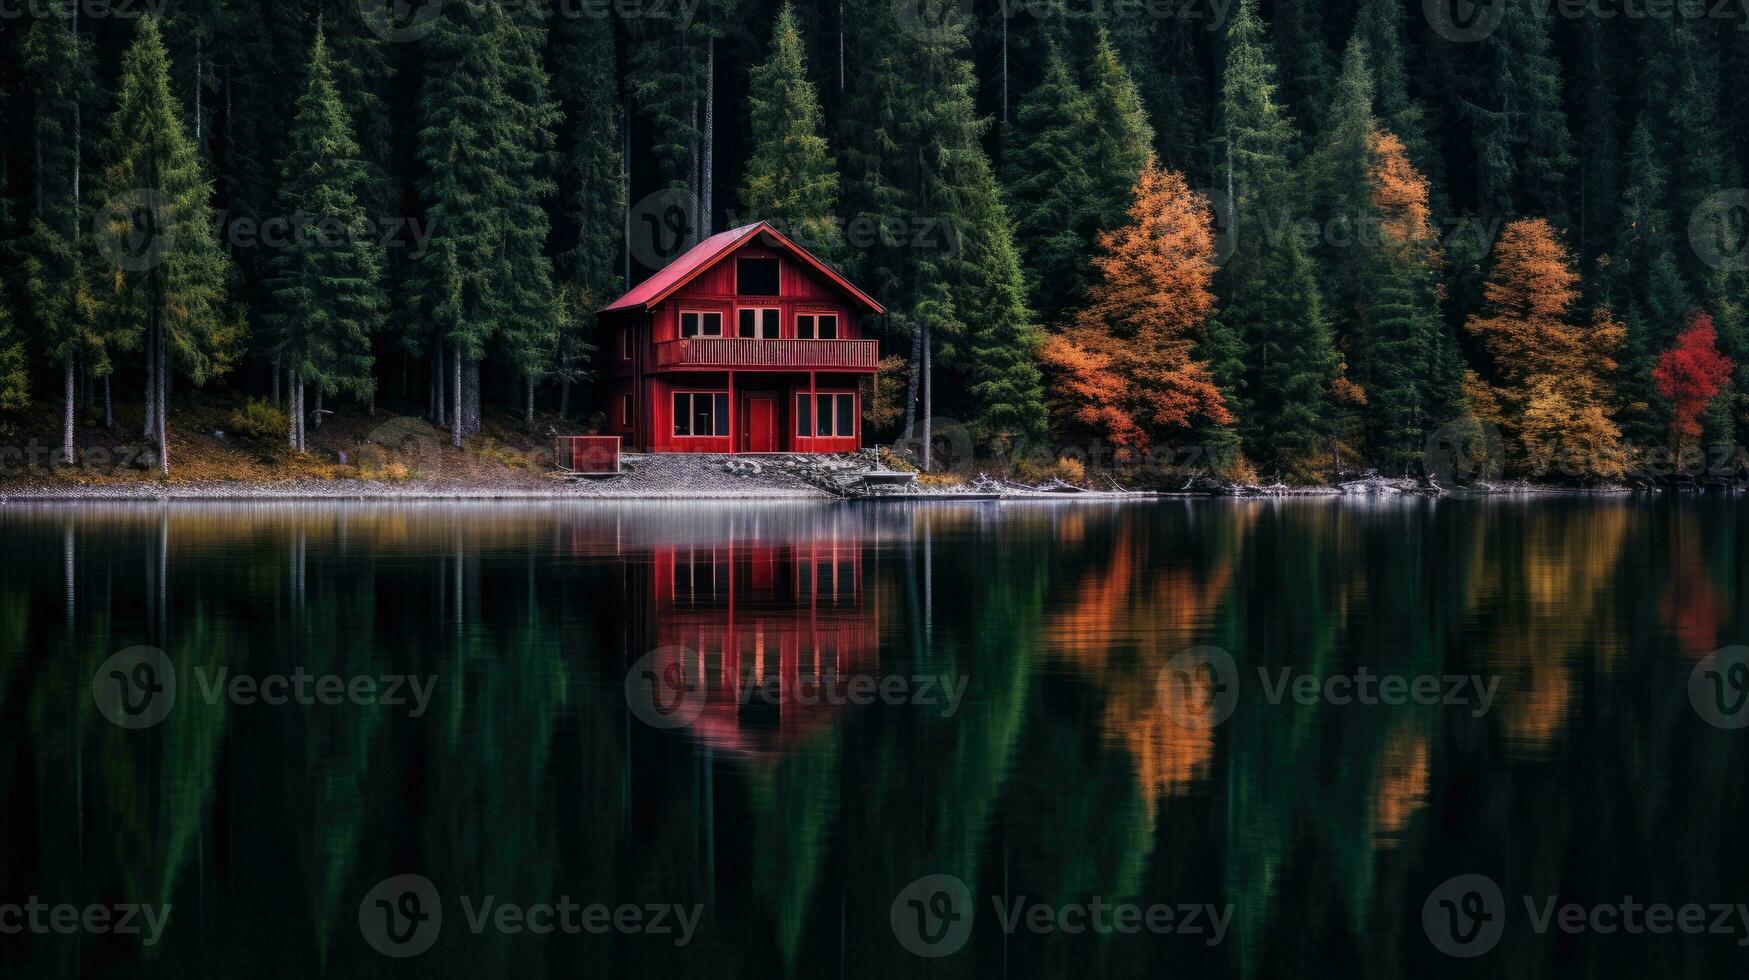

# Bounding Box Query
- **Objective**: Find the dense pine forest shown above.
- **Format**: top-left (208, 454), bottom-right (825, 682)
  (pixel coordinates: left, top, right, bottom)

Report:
top-left (0, 0), bottom-right (1746, 483)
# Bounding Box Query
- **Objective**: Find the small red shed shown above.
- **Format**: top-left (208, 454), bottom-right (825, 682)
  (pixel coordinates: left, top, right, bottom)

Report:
top-left (598, 221), bottom-right (883, 453)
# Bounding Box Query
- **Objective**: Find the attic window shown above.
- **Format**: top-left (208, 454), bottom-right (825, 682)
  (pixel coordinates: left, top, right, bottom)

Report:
top-left (737, 258), bottom-right (779, 296)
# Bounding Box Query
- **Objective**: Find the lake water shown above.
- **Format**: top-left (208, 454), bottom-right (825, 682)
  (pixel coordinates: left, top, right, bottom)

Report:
top-left (1, 498), bottom-right (1746, 977)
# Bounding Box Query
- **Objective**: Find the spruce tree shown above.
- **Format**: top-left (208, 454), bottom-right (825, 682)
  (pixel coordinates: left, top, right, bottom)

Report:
top-left (1608, 117), bottom-right (1691, 448)
top-left (0, 294), bottom-right (25, 414)
top-left (415, 2), bottom-right (559, 445)
top-left (264, 27), bottom-right (384, 452)
top-left (1002, 53), bottom-right (1094, 325)
top-left (741, 2), bottom-right (843, 261)
top-left (1456, 0), bottom-right (1574, 224)
top-left (552, 10), bottom-right (623, 418)
top-left (99, 16), bottom-right (236, 475)
top-left (1082, 29), bottom-right (1153, 233)
top-left (20, 16), bottom-right (103, 464)
top-left (1270, 0), bottom-right (1335, 151)
top-left (1217, 0), bottom-right (1337, 476)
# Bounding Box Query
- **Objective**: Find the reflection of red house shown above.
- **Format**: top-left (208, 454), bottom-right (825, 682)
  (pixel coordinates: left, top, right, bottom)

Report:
top-left (651, 537), bottom-right (881, 757)
top-left (598, 222), bottom-right (884, 453)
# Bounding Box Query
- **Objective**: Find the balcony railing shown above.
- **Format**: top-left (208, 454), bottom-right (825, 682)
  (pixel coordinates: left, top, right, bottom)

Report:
top-left (654, 337), bottom-right (879, 371)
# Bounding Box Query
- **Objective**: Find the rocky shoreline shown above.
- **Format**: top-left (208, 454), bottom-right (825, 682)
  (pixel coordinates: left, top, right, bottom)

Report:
top-left (0, 467), bottom-right (1666, 503)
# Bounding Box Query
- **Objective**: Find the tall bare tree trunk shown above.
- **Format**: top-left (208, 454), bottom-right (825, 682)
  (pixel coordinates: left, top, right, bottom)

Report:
top-left (466, 359), bottom-right (481, 436)
top-left (143, 317), bottom-right (157, 439)
top-left (922, 326), bottom-right (933, 471)
top-left (103, 376), bottom-right (113, 431)
top-left (271, 354), bottom-right (281, 406)
top-left (903, 322), bottom-right (921, 440)
top-left (559, 380), bottom-right (571, 421)
top-left (525, 376), bottom-right (535, 428)
top-left (63, 356), bottom-right (76, 466)
top-left (154, 303), bottom-right (168, 475)
top-left (452, 346), bottom-right (463, 449)
top-left (288, 369), bottom-right (300, 451)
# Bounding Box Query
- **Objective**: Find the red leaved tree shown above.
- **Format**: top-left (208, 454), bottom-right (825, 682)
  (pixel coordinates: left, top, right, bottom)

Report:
top-left (1653, 312), bottom-right (1733, 448)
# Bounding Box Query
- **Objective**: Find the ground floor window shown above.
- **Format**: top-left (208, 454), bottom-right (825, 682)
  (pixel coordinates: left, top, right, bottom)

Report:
top-left (796, 393), bottom-right (856, 438)
top-left (674, 392), bottom-right (729, 436)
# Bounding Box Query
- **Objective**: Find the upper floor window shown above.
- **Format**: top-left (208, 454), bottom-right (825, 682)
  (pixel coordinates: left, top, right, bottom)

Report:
top-left (737, 258), bottom-right (780, 296)
top-left (680, 310), bottom-right (723, 338)
top-left (738, 308), bottom-right (780, 339)
top-left (797, 313), bottom-right (839, 340)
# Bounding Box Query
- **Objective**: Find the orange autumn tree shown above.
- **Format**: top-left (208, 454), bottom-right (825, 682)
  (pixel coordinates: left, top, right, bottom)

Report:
top-left (1463, 218), bottom-right (1626, 479)
top-left (1653, 311), bottom-right (1733, 450)
top-left (1040, 161), bottom-right (1230, 454)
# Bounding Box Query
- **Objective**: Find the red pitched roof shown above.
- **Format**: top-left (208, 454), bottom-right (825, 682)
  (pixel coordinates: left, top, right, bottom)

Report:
top-left (601, 221), bottom-right (884, 315)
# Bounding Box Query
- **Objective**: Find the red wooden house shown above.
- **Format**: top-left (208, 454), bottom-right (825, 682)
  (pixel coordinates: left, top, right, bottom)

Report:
top-left (599, 221), bottom-right (883, 453)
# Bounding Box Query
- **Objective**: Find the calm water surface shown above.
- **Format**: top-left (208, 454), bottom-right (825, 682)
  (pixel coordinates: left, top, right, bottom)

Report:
top-left (1, 498), bottom-right (1746, 978)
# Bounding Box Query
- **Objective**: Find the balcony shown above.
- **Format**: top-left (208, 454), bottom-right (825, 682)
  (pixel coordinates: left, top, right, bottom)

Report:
top-left (654, 337), bottom-right (879, 371)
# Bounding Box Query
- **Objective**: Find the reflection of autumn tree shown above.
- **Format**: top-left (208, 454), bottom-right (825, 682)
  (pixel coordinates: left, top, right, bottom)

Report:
top-left (1047, 507), bottom-right (1254, 802)
top-left (1464, 504), bottom-right (1627, 751)
top-left (1369, 731), bottom-right (1428, 846)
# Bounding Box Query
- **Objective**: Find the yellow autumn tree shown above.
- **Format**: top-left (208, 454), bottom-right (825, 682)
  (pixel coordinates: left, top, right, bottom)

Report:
top-left (1463, 219), bottom-right (1626, 479)
top-left (1040, 161), bottom-right (1230, 454)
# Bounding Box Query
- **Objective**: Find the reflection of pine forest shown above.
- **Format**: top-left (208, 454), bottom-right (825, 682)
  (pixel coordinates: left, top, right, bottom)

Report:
top-left (2, 500), bottom-right (1746, 977)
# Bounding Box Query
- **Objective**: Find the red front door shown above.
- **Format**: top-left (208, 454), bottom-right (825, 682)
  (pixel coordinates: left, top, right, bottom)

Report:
top-left (744, 394), bottom-right (777, 452)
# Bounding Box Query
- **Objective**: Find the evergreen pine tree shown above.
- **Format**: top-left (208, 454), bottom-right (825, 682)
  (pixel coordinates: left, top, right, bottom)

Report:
top-left (1002, 52), bottom-right (1095, 324)
top-left (1270, 0), bottom-right (1335, 151)
top-left (20, 16), bottom-right (103, 464)
top-left (1082, 29), bottom-right (1153, 233)
top-left (1217, 0), bottom-right (1337, 476)
top-left (741, 2), bottom-right (843, 261)
top-left (264, 27), bottom-right (384, 451)
top-left (98, 16), bottom-right (237, 475)
top-left (415, 2), bottom-right (559, 445)
top-left (1608, 117), bottom-right (1691, 447)
top-left (0, 293), bottom-right (25, 414)
top-left (551, 10), bottom-right (623, 418)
